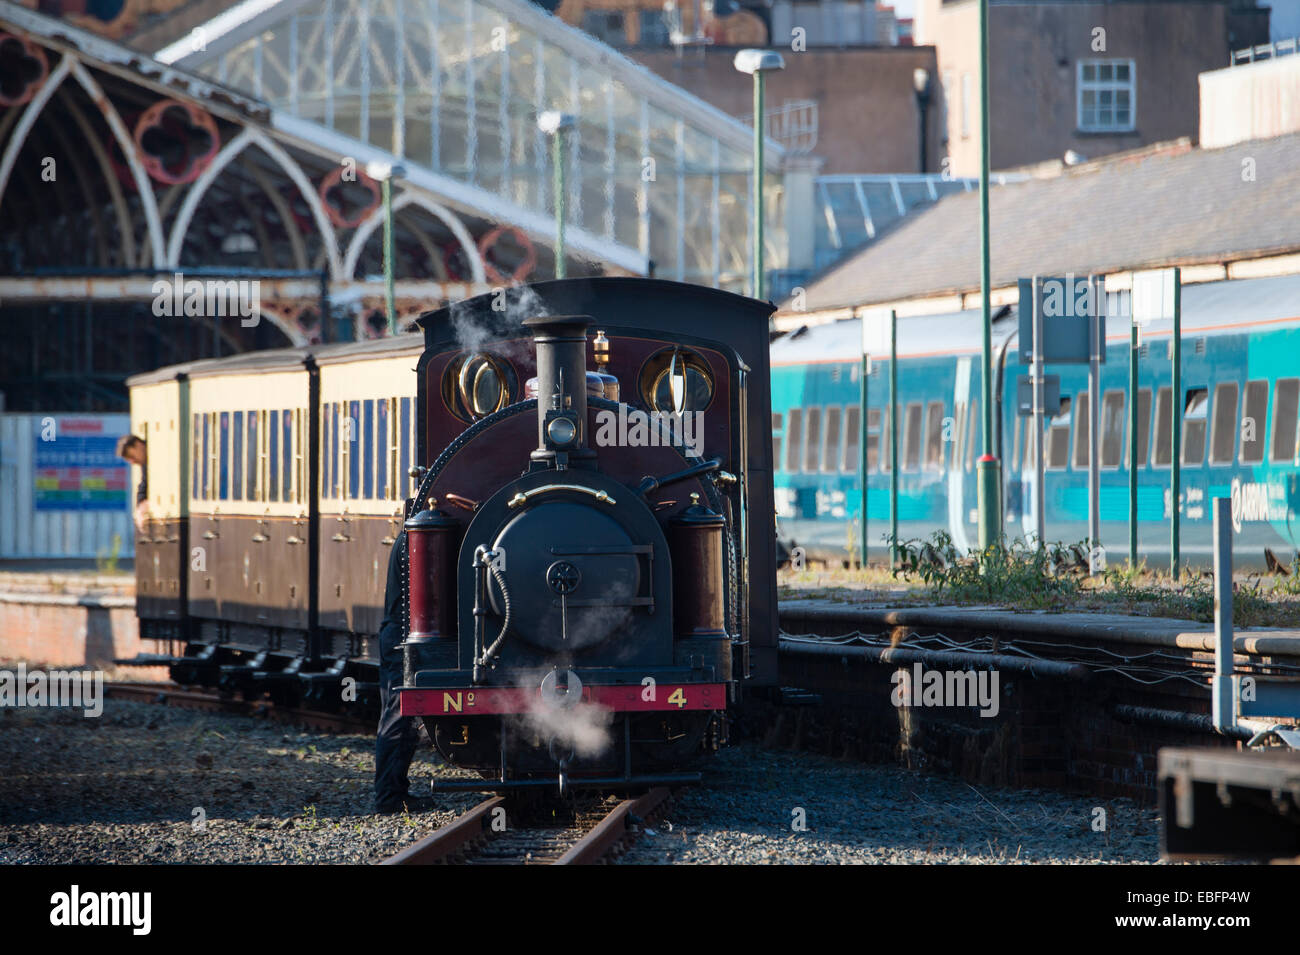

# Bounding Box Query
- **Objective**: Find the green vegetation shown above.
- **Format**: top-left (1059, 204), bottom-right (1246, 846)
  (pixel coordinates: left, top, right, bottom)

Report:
top-left (779, 532), bottom-right (1300, 628)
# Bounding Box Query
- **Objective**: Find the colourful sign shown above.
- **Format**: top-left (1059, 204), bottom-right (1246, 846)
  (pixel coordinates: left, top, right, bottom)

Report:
top-left (33, 418), bottom-right (129, 511)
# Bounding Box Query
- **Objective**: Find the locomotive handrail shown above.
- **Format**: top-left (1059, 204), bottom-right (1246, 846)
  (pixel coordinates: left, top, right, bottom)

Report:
top-left (634, 457), bottom-right (722, 497)
top-left (507, 485), bottom-right (616, 509)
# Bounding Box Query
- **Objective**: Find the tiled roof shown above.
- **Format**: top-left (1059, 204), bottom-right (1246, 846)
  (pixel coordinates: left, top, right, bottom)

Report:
top-left (795, 133), bottom-right (1300, 312)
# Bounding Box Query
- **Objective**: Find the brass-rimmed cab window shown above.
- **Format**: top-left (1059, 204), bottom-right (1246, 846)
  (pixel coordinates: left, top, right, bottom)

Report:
top-left (443, 353), bottom-right (514, 422)
top-left (638, 347), bottom-right (714, 415)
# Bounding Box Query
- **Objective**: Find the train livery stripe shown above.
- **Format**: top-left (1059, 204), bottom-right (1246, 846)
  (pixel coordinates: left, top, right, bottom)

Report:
top-left (400, 683), bottom-right (728, 716)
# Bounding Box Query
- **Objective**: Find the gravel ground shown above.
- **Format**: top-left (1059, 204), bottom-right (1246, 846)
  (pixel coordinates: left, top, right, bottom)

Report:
top-left (619, 744), bottom-right (1161, 865)
top-left (1, 698), bottom-right (1160, 865)
top-left (0, 699), bottom-right (481, 864)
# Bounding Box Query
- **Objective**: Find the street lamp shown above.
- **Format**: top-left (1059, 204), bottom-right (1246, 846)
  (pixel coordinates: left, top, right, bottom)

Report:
top-left (912, 67), bottom-right (931, 175)
top-left (733, 48), bottom-right (784, 301)
top-left (365, 159), bottom-right (406, 336)
top-left (538, 111), bottom-right (576, 279)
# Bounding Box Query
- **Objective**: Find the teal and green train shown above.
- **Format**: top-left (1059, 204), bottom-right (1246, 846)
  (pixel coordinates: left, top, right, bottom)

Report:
top-left (771, 273), bottom-right (1300, 570)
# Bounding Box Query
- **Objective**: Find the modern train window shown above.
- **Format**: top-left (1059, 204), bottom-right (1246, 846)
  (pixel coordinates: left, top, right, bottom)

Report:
top-left (966, 400), bottom-right (979, 471)
top-left (903, 402), bottom-right (922, 472)
top-left (785, 408), bottom-right (802, 474)
top-left (771, 413), bottom-right (783, 473)
top-left (1182, 388), bottom-right (1209, 466)
top-left (924, 401), bottom-right (946, 471)
top-left (804, 407), bottom-right (823, 473)
top-left (1046, 398), bottom-right (1071, 471)
top-left (1072, 393), bottom-right (1090, 469)
top-left (1209, 382), bottom-right (1239, 466)
top-left (822, 406), bottom-right (842, 473)
top-left (1011, 417), bottom-right (1022, 472)
top-left (954, 400), bottom-right (967, 466)
top-left (1133, 388), bottom-right (1151, 467)
top-left (867, 409), bottom-right (882, 472)
top-left (1272, 378), bottom-right (1300, 463)
top-left (1240, 380), bottom-right (1268, 464)
top-left (1101, 391), bottom-right (1125, 468)
top-left (842, 406), bottom-right (861, 473)
top-left (1152, 387), bottom-right (1172, 468)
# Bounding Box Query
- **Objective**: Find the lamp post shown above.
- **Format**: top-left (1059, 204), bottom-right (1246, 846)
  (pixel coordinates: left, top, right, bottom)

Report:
top-left (733, 48), bottom-right (784, 301)
top-left (912, 67), bottom-right (931, 175)
top-left (365, 160), bottom-right (406, 336)
top-left (975, 0), bottom-right (1001, 551)
top-left (538, 111), bottom-right (576, 280)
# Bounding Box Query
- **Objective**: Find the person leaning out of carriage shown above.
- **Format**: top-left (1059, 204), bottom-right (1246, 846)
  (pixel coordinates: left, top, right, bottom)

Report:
top-left (116, 434), bottom-right (149, 531)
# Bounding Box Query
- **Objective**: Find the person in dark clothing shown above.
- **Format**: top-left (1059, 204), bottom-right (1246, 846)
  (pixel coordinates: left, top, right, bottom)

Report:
top-left (116, 434), bottom-right (148, 530)
top-left (375, 528), bottom-right (437, 814)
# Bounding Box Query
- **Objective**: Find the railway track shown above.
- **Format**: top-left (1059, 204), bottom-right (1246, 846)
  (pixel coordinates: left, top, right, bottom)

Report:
top-left (104, 681), bottom-right (371, 734)
top-left (382, 787), bottom-right (672, 865)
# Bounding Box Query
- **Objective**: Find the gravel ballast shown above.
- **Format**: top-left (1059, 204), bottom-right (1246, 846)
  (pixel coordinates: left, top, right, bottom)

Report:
top-left (1, 697), bottom-right (1158, 864)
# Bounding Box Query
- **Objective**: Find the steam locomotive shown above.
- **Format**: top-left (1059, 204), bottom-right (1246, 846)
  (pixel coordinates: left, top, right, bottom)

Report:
top-left (126, 278), bottom-right (779, 790)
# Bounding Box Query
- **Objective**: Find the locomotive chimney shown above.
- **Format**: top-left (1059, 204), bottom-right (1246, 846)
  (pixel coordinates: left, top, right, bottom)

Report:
top-left (524, 314), bottom-right (595, 465)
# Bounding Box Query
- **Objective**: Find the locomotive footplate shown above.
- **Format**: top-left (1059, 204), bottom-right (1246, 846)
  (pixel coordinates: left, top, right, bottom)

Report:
top-left (399, 680), bottom-right (726, 717)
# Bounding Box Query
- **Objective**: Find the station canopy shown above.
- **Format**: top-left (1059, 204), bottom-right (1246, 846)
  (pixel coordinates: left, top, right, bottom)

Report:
top-left (159, 0), bottom-right (787, 291)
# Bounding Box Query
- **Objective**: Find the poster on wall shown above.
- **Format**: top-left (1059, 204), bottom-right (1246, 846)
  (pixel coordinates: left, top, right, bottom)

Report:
top-left (33, 417), bottom-right (129, 511)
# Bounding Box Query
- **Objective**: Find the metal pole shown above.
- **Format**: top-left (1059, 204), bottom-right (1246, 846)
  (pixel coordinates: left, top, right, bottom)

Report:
top-left (1128, 311), bottom-right (1139, 568)
top-left (975, 0), bottom-right (1001, 551)
top-left (1211, 496), bottom-right (1235, 733)
top-left (752, 69), bottom-right (765, 300)
top-left (383, 175), bottom-right (396, 336)
top-left (1088, 276), bottom-right (1101, 573)
top-left (553, 129), bottom-right (567, 279)
top-left (1171, 267), bottom-right (1182, 579)
top-left (1032, 276), bottom-right (1045, 549)
top-left (889, 309), bottom-right (899, 570)
top-left (860, 347), bottom-right (869, 568)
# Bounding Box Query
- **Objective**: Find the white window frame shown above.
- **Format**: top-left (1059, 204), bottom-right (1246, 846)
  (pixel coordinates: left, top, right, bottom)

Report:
top-left (1077, 58), bottom-right (1136, 133)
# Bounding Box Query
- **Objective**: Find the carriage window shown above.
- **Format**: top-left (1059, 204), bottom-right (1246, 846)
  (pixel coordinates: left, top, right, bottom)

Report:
top-left (245, 410), bottom-right (258, 501)
top-left (193, 413), bottom-right (202, 500)
top-left (232, 411), bottom-right (244, 499)
top-left (903, 402), bottom-right (922, 472)
top-left (1047, 398), bottom-right (1071, 471)
top-left (1209, 382), bottom-right (1238, 465)
top-left (1182, 388), bottom-right (1209, 466)
top-left (785, 408), bottom-right (803, 474)
top-left (1240, 380), bottom-right (1268, 464)
top-left (843, 406), bottom-right (861, 473)
top-left (362, 400), bottom-right (374, 499)
top-left (1152, 387), bottom-right (1172, 467)
top-left (822, 406), bottom-right (842, 473)
top-left (772, 412), bottom-right (783, 473)
top-left (1073, 392), bottom-right (1090, 469)
top-left (1101, 391), bottom-right (1125, 468)
top-left (378, 399), bottom-right (391, 499)
top-left (399, 397), bottom-right (412, 498)
top-left (331, 403), bottom-right (343, 498)
top-left (321, 406), bottom-right (332, 499)
top-left (347, 401), bottom-right (362, 499)
top-left (280, 409), bottom-right (292, 502)
top-left (924, 401), bottom-right (946, 471)
top-left (1134, 388), bottom-right (1151, 467)
top-left (866, 408), bottom-right (881, 472)
top-left (1272, 378), bottom-right (1299, 463)
top-left (296, 409), bottom-right (306, 504)
top-left (803, 407), bottom-right (823, 473)
top-left (270, 410), bottom-right (281, 502)
top-left (218, 412), bottom-right (230, 501)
